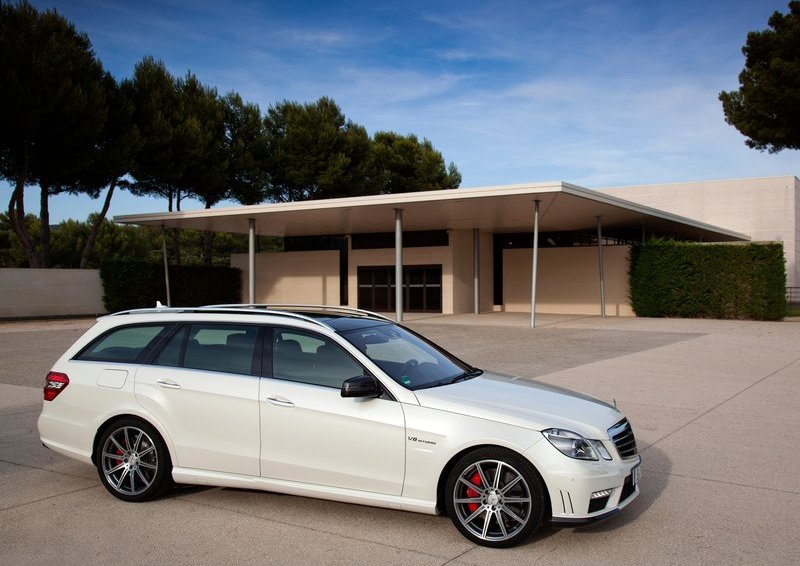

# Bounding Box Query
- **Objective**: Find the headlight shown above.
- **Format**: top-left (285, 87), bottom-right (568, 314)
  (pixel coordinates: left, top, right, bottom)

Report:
top-left (543, 429), bottom-right (603, 461)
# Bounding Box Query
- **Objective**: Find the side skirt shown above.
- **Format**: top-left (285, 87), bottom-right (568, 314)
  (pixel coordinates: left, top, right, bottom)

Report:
top-left (171, 467), bottom-right (438, 515)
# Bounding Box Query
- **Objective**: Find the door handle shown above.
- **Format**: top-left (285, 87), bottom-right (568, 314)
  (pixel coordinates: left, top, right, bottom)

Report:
top-left (266, 396), bottom-right (294, 408)
top-left (156, 379), bottom-right (181, 390)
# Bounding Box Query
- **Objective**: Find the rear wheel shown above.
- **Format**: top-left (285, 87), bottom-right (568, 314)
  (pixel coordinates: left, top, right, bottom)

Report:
top-left (96, 418), bottom-right (173, 502)
top-left (445, 447), bottom-right (545, 548)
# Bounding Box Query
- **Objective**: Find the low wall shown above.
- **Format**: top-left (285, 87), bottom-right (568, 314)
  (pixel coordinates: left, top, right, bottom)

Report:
top-left (0, 268), bottom-right (106, 319)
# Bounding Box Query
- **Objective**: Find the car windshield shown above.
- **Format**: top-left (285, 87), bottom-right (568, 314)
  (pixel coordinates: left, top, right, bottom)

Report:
top-left (340, 323), bottom-right (480, 390)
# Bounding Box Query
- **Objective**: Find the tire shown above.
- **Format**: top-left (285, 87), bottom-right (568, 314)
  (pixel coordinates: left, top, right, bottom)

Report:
top-left (96, 418), bottom-right (173, 502)
top-left (445, 447), bottom-right (545, 548)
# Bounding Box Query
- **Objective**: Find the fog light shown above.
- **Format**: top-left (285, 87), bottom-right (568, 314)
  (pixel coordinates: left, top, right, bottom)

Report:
top-left (591, 489), bottom-right (613, 500)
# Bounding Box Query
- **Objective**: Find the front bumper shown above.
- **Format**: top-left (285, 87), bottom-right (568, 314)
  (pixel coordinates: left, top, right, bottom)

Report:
top-left (525, 440), bottom-right (641, 525)
top-left (549, 456), bottom-right (640, 525)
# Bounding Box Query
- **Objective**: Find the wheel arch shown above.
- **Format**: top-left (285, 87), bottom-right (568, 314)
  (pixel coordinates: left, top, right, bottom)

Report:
top-left (91, 412), bottom-right (175, 467)
top-left (435, 443), bottom-right (552, 521)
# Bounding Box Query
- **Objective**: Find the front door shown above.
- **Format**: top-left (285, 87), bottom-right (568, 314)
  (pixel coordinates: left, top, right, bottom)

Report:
top-left (259, 327), bottom-right (405, 495)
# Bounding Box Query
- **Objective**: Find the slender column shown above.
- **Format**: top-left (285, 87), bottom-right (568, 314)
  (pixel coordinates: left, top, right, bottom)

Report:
top-left (597, 216), bottom-right (606, 319)
top-left (394, 209), bottom-right (403, 322)
top-left (531, 200), bottom-right (540, 328)
top-left (473, 228), bottom-right (480, 314)
top-left (161, 225), bottom-right (171, 307)
top-left (248, 218), bottom-right (256, 304)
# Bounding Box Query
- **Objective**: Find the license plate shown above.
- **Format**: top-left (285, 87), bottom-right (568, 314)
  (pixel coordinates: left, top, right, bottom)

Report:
top-left (631, 464), bottom-right (641, 487)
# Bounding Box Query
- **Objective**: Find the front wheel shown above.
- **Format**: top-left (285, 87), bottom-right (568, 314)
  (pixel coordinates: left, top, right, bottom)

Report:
top-left (445, 447), bottom-right (545, 547)
top-left (96, 418), bottom-right (173, 502)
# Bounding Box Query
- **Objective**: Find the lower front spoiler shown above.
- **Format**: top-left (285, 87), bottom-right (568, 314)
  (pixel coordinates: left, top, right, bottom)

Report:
top-left (550, 508), bottom-right (619, 528)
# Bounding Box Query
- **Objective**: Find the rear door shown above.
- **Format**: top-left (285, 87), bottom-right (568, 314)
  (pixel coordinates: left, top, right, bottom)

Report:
top-left (135, 323), bottom-right (262, 476)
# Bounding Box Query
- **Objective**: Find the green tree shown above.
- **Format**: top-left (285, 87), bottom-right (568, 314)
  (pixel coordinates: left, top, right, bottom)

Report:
top-left (191, 92), bottom-right (269, 264)
top-left (0, 0), bottom-right (110, 267)
top-left (264, 97), bottom-right (377, 202)
top-left (720, 1), bottom-right (800, 152)
top-left (0, 212), bottom-right (38, 267)
top-left (223, 92), bottom-right (269, 206)
top-left (127, 57), bottom-right (185, 211)
top-left (173, 73), bottom-right (228, 265)
top-left (74, 75), bottom-right (140, 268)
top-left (371, 131), bottom-right (461, 193)
top-left (175, 72), bottom-right (228, 210)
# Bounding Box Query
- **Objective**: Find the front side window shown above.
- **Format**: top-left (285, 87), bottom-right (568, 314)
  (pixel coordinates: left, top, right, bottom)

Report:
top-left (154, 324), bottom-right (259, 376)
top-left (272, 328), bottom-right (365, 388)
top-left (341, 323), bottom-right (474, 390)
top-left (76, 324), bottom-right (170, 363)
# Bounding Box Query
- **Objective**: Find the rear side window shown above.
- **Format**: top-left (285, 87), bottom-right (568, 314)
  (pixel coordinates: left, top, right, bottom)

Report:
top-left (155, 324), bottom-right (260, 376)
top-left (76, 325), bottom-right (169, 363)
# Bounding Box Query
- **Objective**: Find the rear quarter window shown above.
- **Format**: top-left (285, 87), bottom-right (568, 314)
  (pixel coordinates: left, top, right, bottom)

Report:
top-left (75, 324), bottom-right (170, 363)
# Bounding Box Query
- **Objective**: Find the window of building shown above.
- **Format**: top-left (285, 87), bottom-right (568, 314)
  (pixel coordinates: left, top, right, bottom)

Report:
top-left (357, 266), bottom-right (442, 313)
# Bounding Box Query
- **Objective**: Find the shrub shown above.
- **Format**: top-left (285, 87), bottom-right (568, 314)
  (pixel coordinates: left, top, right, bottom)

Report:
top-left (629, 240), bottom-right (786, 321)
top-left (100, 260), bottom-right (241, 312)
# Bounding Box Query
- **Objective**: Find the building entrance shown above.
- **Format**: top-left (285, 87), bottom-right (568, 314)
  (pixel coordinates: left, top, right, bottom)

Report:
top-left (357, 265), bottom-right (442, 313)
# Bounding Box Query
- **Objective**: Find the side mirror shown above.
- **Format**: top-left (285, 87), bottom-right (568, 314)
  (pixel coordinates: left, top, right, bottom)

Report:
top-left (341, 375), bottom-right (380, 398)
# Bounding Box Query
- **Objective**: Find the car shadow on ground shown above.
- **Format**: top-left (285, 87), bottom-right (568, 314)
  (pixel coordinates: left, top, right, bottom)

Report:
top-left (516, 444), bottom-right (669, 548)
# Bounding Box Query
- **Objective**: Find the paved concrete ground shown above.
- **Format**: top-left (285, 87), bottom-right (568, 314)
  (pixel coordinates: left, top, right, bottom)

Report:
top-left (1, 314), bottom-right (799, 565)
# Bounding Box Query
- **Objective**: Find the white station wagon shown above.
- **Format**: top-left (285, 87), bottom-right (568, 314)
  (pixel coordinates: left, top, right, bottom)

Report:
top-left (38, 305), bottom-right (640, 547)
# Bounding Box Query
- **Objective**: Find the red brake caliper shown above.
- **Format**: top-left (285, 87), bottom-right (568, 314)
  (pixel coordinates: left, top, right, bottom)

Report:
top-left (466, 471), bottom-right (482, 513)
top-left (115, 435), bottom-right (124, 468)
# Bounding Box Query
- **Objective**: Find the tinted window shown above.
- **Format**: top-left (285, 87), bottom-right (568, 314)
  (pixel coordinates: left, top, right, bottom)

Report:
top-left (76, 325), bottom-right (169, 363)
top-left (154, 326), bottom-right (187, 367)
top-left (154, 324), bottom-right (259, 376)
top-left (272, 328), bottom-right (365, 388)
top-left (341, 324), bottom-right (470, 390)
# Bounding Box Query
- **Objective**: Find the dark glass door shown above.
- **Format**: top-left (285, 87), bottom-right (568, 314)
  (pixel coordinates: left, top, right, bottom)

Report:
top-left (357, 266), bottom-right (442, 313)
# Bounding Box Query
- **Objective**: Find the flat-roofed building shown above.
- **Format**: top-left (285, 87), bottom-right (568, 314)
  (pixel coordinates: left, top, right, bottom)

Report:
top-left (117, 176), bottom-right (797, 321)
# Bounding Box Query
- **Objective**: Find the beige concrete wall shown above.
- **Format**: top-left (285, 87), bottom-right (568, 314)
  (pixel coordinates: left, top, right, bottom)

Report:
top-left (503, 246), bottom-right (633, 316)
top-left (598, 176), bottom-right (799, 287)
top-left (0, 268), bottom-right (106, 318)
top-left (451, 230), bottom-right (474, 315)
top-left (448, 229), bottom-right (495, 314)
top-left (348, 245), bottom-right (453, 313)
top-left (231, 250), bottom-right (339, 305)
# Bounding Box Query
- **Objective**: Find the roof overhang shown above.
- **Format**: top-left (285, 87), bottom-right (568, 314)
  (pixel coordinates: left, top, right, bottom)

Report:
top-left (114, 182), bottom-right (750, 242)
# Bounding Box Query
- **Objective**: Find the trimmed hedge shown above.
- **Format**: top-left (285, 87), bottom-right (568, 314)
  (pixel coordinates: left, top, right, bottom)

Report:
top-left (100, 260), bottom-right (242, 312)
top-left (629, 240), bottom-right (786, 321)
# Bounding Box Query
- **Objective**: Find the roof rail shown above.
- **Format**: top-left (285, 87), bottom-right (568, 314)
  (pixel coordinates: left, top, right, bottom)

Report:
top-left (107, 305), bottom-right (327, 329)
top-left (204, 304), bottom-right (395, 323)
top-left (105, 303), bottom-right (394, 331)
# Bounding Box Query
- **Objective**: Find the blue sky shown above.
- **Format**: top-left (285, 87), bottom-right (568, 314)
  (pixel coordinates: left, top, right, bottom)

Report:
top-left (15, 0), bottom-right (800, 222)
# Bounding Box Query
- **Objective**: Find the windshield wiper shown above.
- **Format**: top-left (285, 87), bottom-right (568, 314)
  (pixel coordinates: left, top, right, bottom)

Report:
top-left (450, 368), bottom-right (483, 383)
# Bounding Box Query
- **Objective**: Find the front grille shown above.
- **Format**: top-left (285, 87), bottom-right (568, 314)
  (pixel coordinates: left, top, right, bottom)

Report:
top-left (609, 418), bottom-right (638, 459)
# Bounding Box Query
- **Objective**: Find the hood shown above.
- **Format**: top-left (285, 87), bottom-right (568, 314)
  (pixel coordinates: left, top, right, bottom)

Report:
top-left (413, 371), bottom-right (624, 439)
